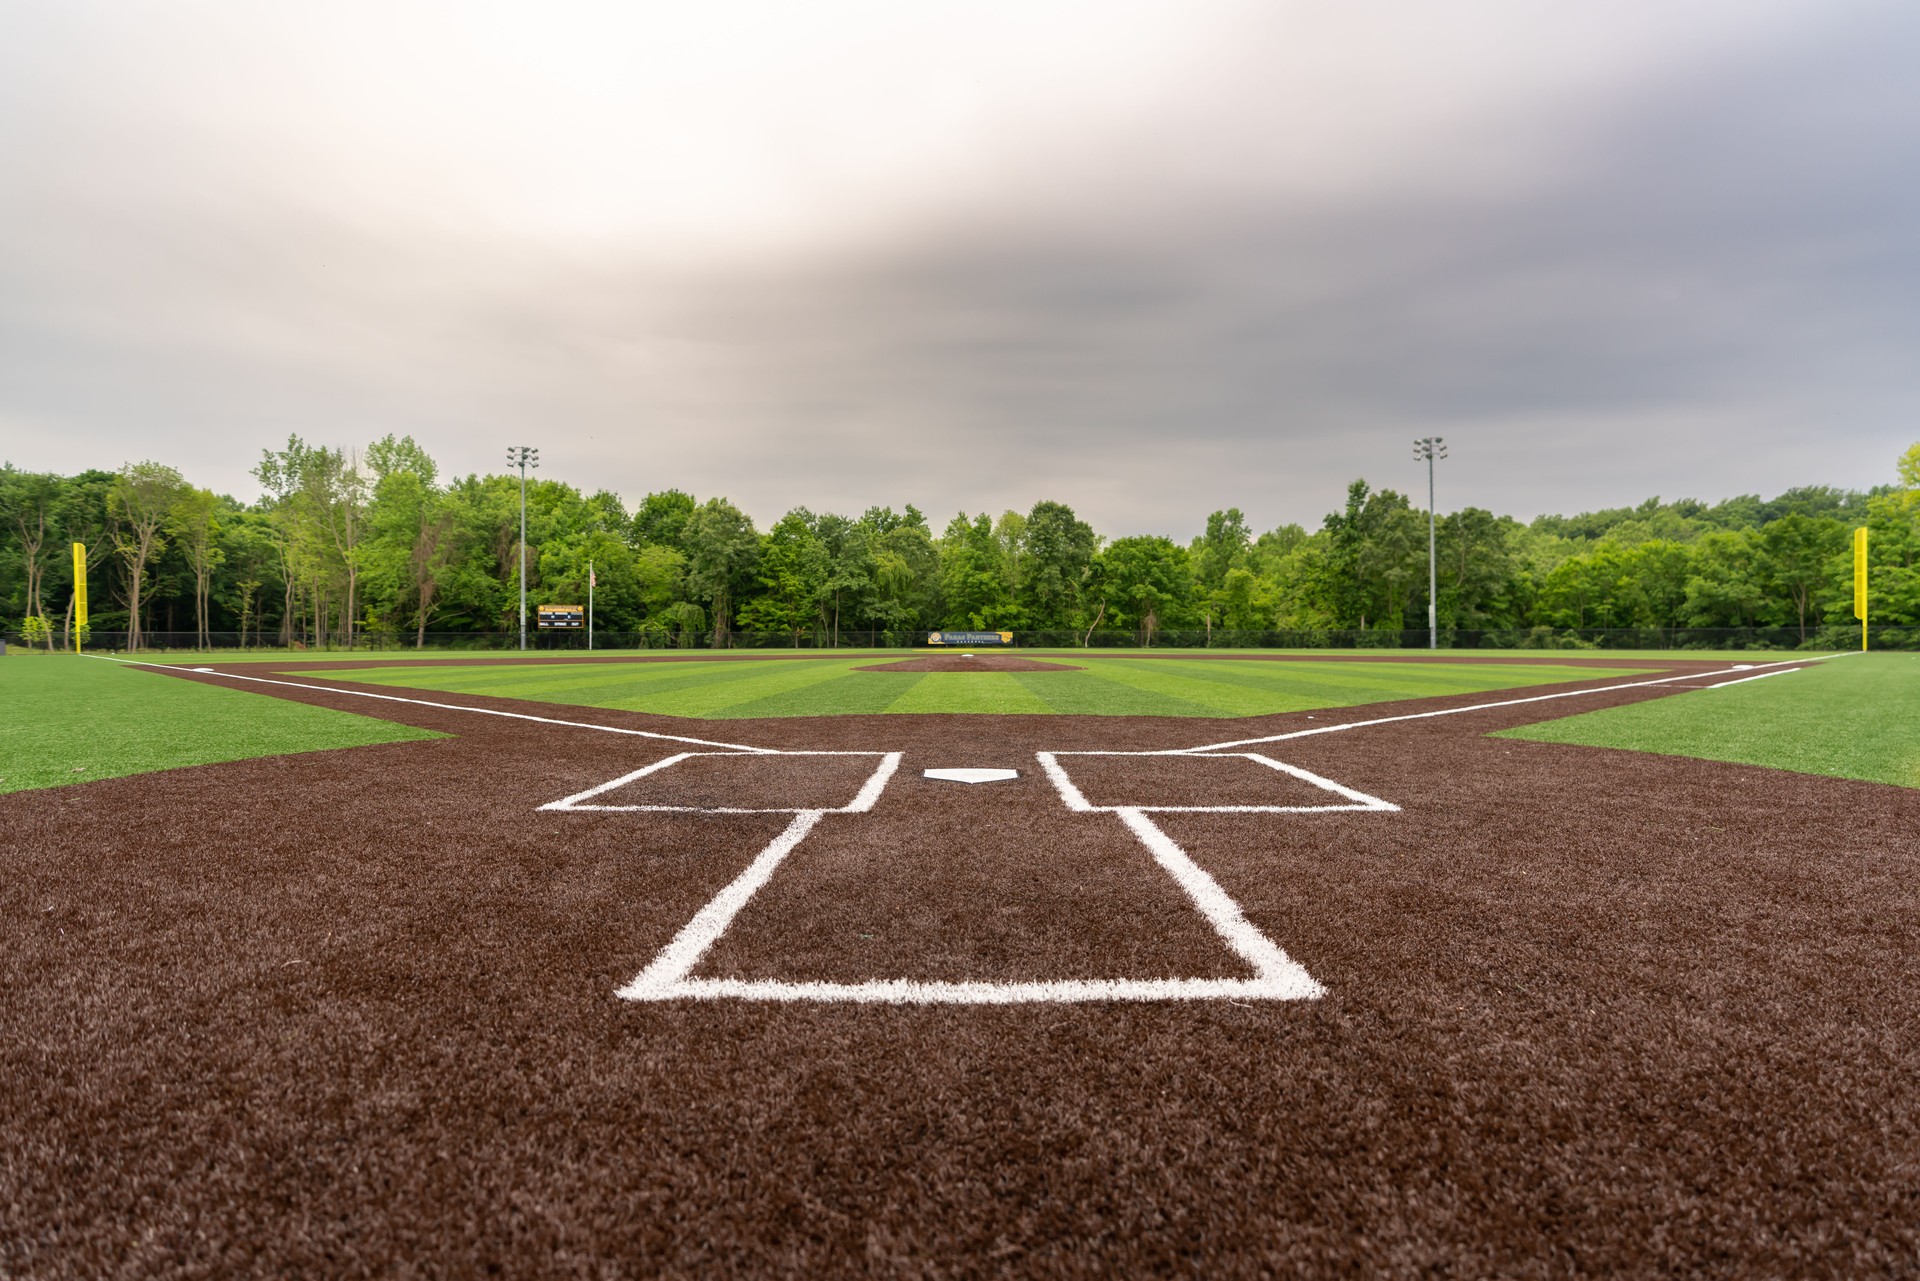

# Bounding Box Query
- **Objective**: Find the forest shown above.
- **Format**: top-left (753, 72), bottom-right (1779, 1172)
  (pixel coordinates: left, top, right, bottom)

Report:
top-left (4, 437), bottom-right (1917, 651)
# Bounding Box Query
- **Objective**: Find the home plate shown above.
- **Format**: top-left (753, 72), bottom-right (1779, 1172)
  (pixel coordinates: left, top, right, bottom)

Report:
top-left (924, 768), bottom-right (1019, 784)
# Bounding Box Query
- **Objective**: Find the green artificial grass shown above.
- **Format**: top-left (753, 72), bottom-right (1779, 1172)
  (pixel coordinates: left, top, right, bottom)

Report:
top-left (0, 654), bottom-right (442, 795)
top-left (1496, 652), bottom-right (1920, 789)
top-left (127, 645), bottom-right (1828, 665)
top-left (307, 655), bottom-right (1655, 720)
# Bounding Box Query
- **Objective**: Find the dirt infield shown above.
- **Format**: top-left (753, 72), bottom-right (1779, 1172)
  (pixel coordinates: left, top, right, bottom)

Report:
top-left (4, 657), bottom-right (1915, 1276)
top-left (854, 655), bottom-right (1084, 672)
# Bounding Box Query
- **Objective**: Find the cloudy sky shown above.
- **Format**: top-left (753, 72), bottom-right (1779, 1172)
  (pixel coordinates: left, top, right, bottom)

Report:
top-left (3, 1), bottom-right (1916, 538)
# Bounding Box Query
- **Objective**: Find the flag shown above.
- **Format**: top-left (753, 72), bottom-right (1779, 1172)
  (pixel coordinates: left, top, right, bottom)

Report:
top-left (590, 564), bottom-right (596, 587)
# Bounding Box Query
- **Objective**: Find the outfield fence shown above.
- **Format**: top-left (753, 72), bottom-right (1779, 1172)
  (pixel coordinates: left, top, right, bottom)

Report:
top-left (6, 624), bottom-right (1915, 654)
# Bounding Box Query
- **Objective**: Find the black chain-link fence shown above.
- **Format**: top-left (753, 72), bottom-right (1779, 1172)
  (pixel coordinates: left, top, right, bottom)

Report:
top-left (5, 624), bottom-right (1913, 653)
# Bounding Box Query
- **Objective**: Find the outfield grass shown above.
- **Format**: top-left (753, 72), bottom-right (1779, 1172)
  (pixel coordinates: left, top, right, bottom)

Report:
top-left (305, 655), bottom-right (1656, 719)
top-left (1496, 652), bottom-right (1919, 788)
top-left (123, 646), bottom-right (1831, 665)
top-left (0, 654), bottom-right (442, 795)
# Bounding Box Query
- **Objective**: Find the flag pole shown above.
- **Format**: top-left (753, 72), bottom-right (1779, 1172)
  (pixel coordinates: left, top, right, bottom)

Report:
top-left (588, 560), bottom-right (595, 653)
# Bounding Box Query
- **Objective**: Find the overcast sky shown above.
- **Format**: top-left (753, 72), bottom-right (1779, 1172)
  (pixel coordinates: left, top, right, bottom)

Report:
top-left (4, 1), bottom-right (1916, 538)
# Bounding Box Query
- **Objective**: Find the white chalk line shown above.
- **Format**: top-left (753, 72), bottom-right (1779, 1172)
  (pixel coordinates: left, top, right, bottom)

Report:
top-left (539, 751), bottom-right (902, 815)
top-left (1114, 807), bottom-right (1322, 994)
top-left (85, 653), bottom-right (779, 754)
top-left (1036, 750), bottom-right (1398, 814)
top-left (619, 810), bottom-right (825, 999)
top-left (646, 975), bottom-right (1321, 1004)
top-left (1175, 655), bottom-right (1841, 754)
top-left (619, 750), bottom-right (1358, 1004)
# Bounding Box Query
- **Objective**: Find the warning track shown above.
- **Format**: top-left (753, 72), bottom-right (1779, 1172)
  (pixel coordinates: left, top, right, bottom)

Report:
top-left (3, 655), bottom-right (1916, 1276)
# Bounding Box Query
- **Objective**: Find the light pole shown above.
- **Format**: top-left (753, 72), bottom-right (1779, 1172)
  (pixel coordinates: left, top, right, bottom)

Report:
top-left (1413, 436), bottom-right (1447, 650)
top-left (507, 445), bottom-right (539, 650)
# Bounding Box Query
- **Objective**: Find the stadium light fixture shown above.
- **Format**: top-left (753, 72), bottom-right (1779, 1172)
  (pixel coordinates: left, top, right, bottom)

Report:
top-left (508, 445), bottom-right (540, 650)
top-left (1412, 437), bottom-right (1448, 650)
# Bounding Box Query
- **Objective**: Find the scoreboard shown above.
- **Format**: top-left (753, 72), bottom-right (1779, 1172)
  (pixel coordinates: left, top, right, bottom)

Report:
top-left (538, 605), bottom-right (585, 629)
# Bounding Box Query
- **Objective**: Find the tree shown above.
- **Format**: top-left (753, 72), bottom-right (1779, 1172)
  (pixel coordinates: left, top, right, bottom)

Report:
top-left (1760, 513), bottom-right (1845, 640)
top-left (1018, 500), bottom-right (1099, 630)
top-left (1193, 508), bottom-right (1252, 593)
top-left (862, 509), bottom-right (941, 635)
top-left (1, 469), bottom-right (60, 648)
top-left (683, 498), bottom-right (759, 647)
top-left (738, 509), bottom-right (828, 644)
top-left (365, 439), bottom-right (454, 647)
top-left (1099, 536), bottom-right (1193, 645)
top-left (170, 487), bottom-right (223, 649)
top-left (814, 512), bottom-right (872, 645)
top-left (1434, 507), bottom-right (1520, 628)
top-left (632, 489), bottom-right (698, 551)
top-left (939, 513), bottom-right (1014, 628)
top-left (1682, 530), bottom-right (1768, 627)
top-left (1321, 480), bottom-right (1422, 630)
top-left (107, 461), bottom-right (186, 650)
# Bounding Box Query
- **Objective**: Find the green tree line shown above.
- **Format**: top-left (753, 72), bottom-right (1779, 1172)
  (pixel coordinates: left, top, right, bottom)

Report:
top-left (4, 437), bottom-right (1916, 650)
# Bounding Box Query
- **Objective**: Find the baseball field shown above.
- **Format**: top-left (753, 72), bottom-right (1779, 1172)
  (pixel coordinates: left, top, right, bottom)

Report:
top-left (4, 648), bottom-right (1917, 1275)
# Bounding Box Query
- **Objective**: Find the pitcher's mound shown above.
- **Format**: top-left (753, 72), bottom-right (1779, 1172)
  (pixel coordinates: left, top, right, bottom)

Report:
top-left (856, 655), bottom-right (1084, 673)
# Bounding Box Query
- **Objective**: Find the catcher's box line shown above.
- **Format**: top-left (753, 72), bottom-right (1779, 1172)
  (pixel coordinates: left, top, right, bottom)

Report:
top-left (1036, 750), bottom-right (1397, 814)
top-left (616, 804), bottom-right (1326, 1005)
top-left (539, 750), bottom-right (902, 814)
top-left (610, 748), bottom-right (1378, 1005)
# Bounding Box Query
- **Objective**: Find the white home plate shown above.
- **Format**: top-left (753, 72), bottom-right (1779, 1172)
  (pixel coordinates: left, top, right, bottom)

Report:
top-left (924, 768), bottom-right (1018, 784)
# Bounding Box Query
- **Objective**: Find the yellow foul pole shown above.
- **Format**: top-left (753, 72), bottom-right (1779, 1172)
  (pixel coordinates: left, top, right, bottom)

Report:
top-left (1852, 526), bottom-right (1868, 652)
top-left (72, 542), bottom-right (88, 653)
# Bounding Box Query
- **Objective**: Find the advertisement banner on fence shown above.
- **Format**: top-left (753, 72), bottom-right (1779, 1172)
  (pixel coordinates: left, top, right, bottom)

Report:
top-left (926, 631), bottom-right (1013, 647)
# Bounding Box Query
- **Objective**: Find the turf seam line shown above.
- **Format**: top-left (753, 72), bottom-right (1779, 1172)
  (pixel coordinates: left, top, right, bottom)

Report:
top-left (85, 655), bottom-right (781, 754)
top-left (1703, 668), bottom-right (1800, 689)
top-left (1176, 655), bottom-right (1843, 753)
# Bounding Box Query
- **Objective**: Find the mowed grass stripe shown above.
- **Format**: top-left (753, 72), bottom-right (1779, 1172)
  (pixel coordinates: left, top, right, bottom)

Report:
top-left (1011, 670), bottom-right (1217, 717)
top-left (717, 672), bottom-right (911, 719)
top-left (882, 672), bottom-right (1055, 714)
top-left (315, 660), bottom-right (779, 705)
top-left (1094, 658), bottom-right (1650, 704)
top-left (1055, 660), bottom-right (1339, 716)
top-left (272, 655), bottom-right (1661, 720)
top-left (1496, 653), bottom-right (1920, 789)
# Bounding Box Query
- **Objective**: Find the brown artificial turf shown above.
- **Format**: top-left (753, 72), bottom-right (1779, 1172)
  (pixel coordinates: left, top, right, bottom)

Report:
top-left (3, 657), bottom-right (1916, 1277)
top-left (854, 655), bottom-right (1084, 673)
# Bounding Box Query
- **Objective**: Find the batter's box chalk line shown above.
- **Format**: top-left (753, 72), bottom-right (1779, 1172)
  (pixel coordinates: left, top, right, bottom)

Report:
top-left (543, 747), bottom-right (1395, 1005)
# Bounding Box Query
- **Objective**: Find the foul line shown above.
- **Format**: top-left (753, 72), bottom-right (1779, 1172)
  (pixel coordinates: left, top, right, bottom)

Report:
top-left (83, 654), bottom-right (779, 754)
top-left (1176, 655), bottom-right (1840, 753)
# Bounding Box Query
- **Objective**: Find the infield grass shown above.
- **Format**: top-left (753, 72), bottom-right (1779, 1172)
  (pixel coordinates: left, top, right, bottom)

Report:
top-left (0, 654), bottom-right (442, 795)
top-left (303, 655), bottom-right (1656, 719)
top-left (1496, 652), bottom-right (1919, 788)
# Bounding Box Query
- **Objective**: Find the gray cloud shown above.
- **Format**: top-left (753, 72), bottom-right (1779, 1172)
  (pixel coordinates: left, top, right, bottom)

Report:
top-left (3, 2), bottom-right (1916, 539)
